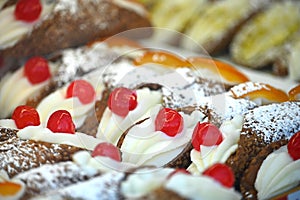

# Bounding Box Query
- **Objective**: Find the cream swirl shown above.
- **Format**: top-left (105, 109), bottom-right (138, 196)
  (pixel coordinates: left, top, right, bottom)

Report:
top-left (255, 146), bottom-right (300, 200)
top-left (73, 151), bottom-right (137, 174)
top-left (96, 88), bottom-right (162, 145)
top-left (0, 119), bottom-right (17, 129)
top-left (121, 167), bottom-right (174, 198)
top-left (17, 125), bottom-right (104, 150)
top-left (0, 0), bottom-right (55, 49)
top-left (36, 76), bottom-right (101, 128)
top-left (0, 63), bottom-right (57, 118)
top-left (120, 105), bottom-right (206, 166)
top-left (188, 115), bottom-right (243, 175)
top-left (165, 173), bottom-right (241, 200)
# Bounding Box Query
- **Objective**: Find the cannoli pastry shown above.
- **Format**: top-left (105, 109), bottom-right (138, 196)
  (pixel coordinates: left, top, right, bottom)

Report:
top-left (289, 84), bottom-right (300, 101)
top-left (187, 84), bottom-right (288, 176)
top-left (121, 164), bottom-right (241, 200)
top-left (89, 51), bottom-right (238, 140)
top-left (187, 115), bottom-right (243, 175)
top-left (117, 105), bottom-right (207, 168)
top-left (0, 38), bottom-right (141, 118)
top-left (225, 101), bottom-right (300, 190)
top-left (4, 161), bottom-right (99, 199)
top-left (0, 0), bottom-right (151, 60)
top-left (181, 0), bottom-right (265, 54)
top-left (230, 1), bottom-right (300, 69)
top-left (36, 78), bottom-right (98, 128)
top-left (1, 141), bottom-right (134, 199)
top-left (240, 131), bottom-right (300, 200)
top-left (95, 67), bottom-right (230, 144)
top-left (0, 107), bottom-right (104, 177)
top-left (31, 171), bottom-right (126, 200)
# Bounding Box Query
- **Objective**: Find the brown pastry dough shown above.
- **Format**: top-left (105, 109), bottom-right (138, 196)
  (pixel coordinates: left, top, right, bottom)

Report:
top-left (0, 0), bottom-right (151, 60)
top-left (0, 128), bottom-right (82, 177)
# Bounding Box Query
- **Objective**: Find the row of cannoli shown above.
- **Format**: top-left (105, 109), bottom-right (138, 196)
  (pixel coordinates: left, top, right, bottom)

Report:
top-left (143, 0), bottom-right (300, 81)
top-left (0, 41), bottom-right (300, 199)
top-left (1, 98), bottom-right (300, 199)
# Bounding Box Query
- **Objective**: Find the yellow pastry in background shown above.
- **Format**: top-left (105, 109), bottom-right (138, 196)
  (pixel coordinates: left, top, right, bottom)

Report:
top-left (181, 0), bottom-right (264, 54)
top-left (230, 1), bottom-right (300, 69)
top-left (149, 0), bottom-right (209, 44)
top-left (273, 32), bottom-right (300, 81)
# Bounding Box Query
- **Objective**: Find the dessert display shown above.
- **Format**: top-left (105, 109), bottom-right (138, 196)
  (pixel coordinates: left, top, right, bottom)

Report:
top-left (1, 1), bottom-right (300, 199)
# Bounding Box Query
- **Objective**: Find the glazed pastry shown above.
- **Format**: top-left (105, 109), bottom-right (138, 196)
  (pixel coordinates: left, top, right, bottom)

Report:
top-left (134, 51), bottom-right (249, 85)
top-left (0, 170), bottom-right (25, 200)
top-left (289, 84), bottom-right (300, 101)
top-left (240, 131), bottom-right (300, 200)
top-left (186, 57), bottom-right (249, 85)
top-left (226, 101), bottom-right (300, 190)
top-left (230, 1), bottom-right (300, 69)
top-left (181, 0), bottom-right (265, 54)
top-left (229, 82), bottom-right (289, 106)
top-left (0, 0), bottom-right (151, 60)
top-left (117, 105), bottom-right (207, 168)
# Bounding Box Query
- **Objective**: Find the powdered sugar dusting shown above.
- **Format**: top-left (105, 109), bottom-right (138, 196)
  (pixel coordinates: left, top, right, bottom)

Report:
top-left (54, 0), bottom-right (78, 14)
top-left (54, 43), bottom-right (120, 87)
top-left (32, 172), bottom-right (124, 200)
top-left (230, 82), bottom-right (270, 98)
top-left (15, 161), bottom-right (98, 197)
top-left (242, 101), bottom-right (300, 143)
top-left (197, 93), bottom-right (257, 126)
top-left (0, 128), bottom-right (81, 178)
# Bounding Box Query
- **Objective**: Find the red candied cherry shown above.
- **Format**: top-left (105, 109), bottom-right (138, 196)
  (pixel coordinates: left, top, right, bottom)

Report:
top-left (24, 56), bottom-right (51, 84)
top-left (288, 131), bottom-right (300, 160)
top-left (66, 80), bottom-right (96, 104)
top-left (47, 110), bottom-right (75, 134)
top-left (92, 142), bottom-right (121, 162)
top-left (12, 105), bottom-right (40, 129)
top-left (203, 163), bottom-right (234, 188)
top-left (108, 87), bottom-right (138, 117)
top-left (14, 0), bottom-right (42, 22)
top-left (192, 122), bottom-right (223, 151)
top-left (167, 168), bottom-right (190, 179)
top-left (155, 108), bottom-right (184, 137)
